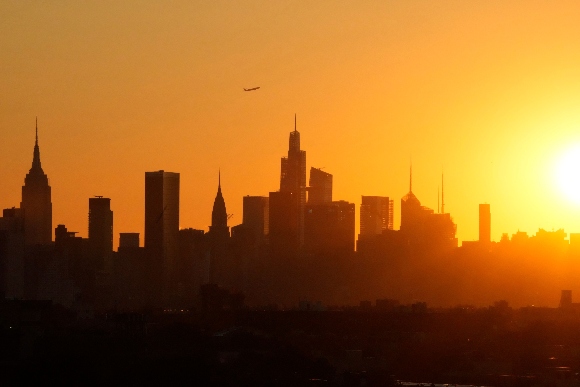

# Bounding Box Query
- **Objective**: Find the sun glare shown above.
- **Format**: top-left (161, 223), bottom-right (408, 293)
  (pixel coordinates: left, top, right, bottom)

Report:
top-left (556, 145), bottom-right (580, 205)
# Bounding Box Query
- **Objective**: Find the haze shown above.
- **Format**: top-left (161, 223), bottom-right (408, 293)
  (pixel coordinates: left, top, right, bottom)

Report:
top-left (2, 1), bottom-right (580, 249)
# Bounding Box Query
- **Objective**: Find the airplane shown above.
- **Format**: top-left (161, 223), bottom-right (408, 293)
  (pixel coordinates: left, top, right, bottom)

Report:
top-left (243, 87), bottom-right (260, 91)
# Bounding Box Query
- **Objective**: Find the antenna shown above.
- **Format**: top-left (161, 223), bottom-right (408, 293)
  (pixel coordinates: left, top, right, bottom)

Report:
top-left (409, 158), bottom-right (412, 192)
top-left (441, 173), bottom-right (445, 214)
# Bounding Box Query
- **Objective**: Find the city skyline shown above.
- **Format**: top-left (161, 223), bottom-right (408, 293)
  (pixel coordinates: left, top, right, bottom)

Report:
top-left (3, 2), bottom-right (580, 248)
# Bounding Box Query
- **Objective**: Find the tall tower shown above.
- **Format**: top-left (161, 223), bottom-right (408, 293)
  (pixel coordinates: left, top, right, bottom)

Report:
top-left (479, 203), bottom-right (491, 243)
top-left (21, 118), bottom-right (52, 246)
top-left (208, 171), bottom-right (230, 285)
top-left (279, 114), bottom-right (306, 248)
top-left (210, 171), bottom-right (229, 236)
top-left (88, 196), bottom-right (113, 269)
top-left (144, 170), bottom-right (180, 304)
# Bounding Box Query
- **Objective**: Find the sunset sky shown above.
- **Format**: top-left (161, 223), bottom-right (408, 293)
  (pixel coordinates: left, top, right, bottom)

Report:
top-left (2, 1), bottom-right (580, 249)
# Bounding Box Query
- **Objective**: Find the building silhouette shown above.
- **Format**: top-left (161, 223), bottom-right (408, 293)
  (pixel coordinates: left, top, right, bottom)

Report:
top-left (144, 170), bottom-right (180, 305)
top-left (88, 196), bottom-right (113, 270)
top-left (479, 203), bottom-right (491, 243)
top-left (20, 119), bottom-right (52, 246)
top-left (308, 167), bottom-right (332, 204)
top-left (279, 115), bottom-right (306, 248)
top-left (305, 200), bottom-right (355, 255)
top-left (242, 195), bottom-right (269, 243)
top-left (0, 208), bottom-right (25, 298)
top-left (400, 168), bottom-right (457, 252)
top-left (268, 190), bottom-right (297, 257)
top-left (207, 172), bottom-right (231, 286)
top-left (119, 233), bottom-right (139, 249)
top-left (359, 196), bottom-right (394, 236)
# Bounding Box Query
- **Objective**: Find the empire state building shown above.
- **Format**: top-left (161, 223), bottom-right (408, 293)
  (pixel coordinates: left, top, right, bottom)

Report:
top-left (20, 119), bottom-right (52, 245)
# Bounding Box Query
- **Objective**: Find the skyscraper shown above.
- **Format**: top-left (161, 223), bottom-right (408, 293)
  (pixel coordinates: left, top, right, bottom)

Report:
top-left (479, 203), bottom-right (491, 243)
top-left (279, 114), bottom-right (306, 247)
top-left (243, 195), bottom-right (269, 239)
top-left (144, 170), bottom-right (179, 304)
top-left (88, 196), bottom-right (113, 269)
top-left (305, 200), bottom-right (355, 255)
top-left (209, 172), bottom-right (229, 237)
top-left (208, 172), bottom-right (231, 285)
top-left (359, 196), bottom-right (393, 236)
top-left (308, 167), bottom-right (332, 205)
top-left (20, 119), bottom-right (52, 246)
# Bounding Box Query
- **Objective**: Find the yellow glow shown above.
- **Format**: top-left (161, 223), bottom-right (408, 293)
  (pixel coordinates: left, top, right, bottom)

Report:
top-left (556, 145), bottom-right (580, 205)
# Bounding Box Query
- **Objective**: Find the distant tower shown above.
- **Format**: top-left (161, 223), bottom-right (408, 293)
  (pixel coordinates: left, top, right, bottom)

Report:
top-left (243, 196), bottom-right (269, 238)
top-left (21, 118), bottom-right (52, 246)
top-left (279, 114), bottom-right (306, 248)
top-left (479, 204), bottom-right (491, 243)
top-left (208, 171), bottom-right (231, 285)
top-left (88, 196), bottom-right (113, 269)
top-left (210, 171), bottom-right (229, 236)
top-left (144, 170), bottom-right (180, 304)
top-left (308, 167), bottom-right (332, 205)
top-left (441, 174), bottom-right (445, 214)
top-left (400, 163), bottom-right (421, 232)
top-left (360, 196), bottom-right (393, 236)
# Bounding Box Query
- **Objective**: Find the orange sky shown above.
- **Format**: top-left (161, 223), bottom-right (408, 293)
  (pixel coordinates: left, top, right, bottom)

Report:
top-left (2, 1), bottom-right (580, 249)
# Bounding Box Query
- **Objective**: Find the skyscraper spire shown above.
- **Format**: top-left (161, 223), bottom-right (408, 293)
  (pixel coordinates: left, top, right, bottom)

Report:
top-left (218, 169), bottom-right (221, 191)
top-left (211, 170), bottom-right (227, 229)
top-left (294, 113), bottom-right (297, 132)
top-left (22, 116), bottom-right (52, 245)
top-left (31, 117), bottom-right (42, 172)
top-left (441, 173), bottom-right (445, 214)
top-left (409, 160), bottom-right (413, 193)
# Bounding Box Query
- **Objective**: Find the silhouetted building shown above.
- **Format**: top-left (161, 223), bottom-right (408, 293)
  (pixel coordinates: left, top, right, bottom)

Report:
top-left (242, 195), bottom-right (269, 240)
top-left (144, 170), bottom-right (180, 305)
top-left (479, 203), bottom-right (491, 243)
top-left (177, 228), bottom-right (205, 305)
top-left (88, 197), bottom-right (113, 271)
top-left (119, 233), bottom-right (139, 249)
top-left (0, 208), bottom-right (25, 298)
top-left (21, 119), bottom-right (52, 246)
top-left (207, 172), bottom-right (231, 286)
top-left (114, 232), bottom-right (145, 311)
top-left (308, 167), bottom-right (332, 204)
top-left (268, 191), bottom-right (298, 257)
top-left (400, 167), bottom-right (457, 252)
top-left (305, 200), bottom-right (355, 255)
top-left (279, 115), bottom-right (306, 248)
top-left (360, 196), bottom-right (393, 236)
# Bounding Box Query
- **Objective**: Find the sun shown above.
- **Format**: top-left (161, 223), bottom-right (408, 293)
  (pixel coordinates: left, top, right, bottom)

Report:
top-left (556, 145), bottom-right (580, 205)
